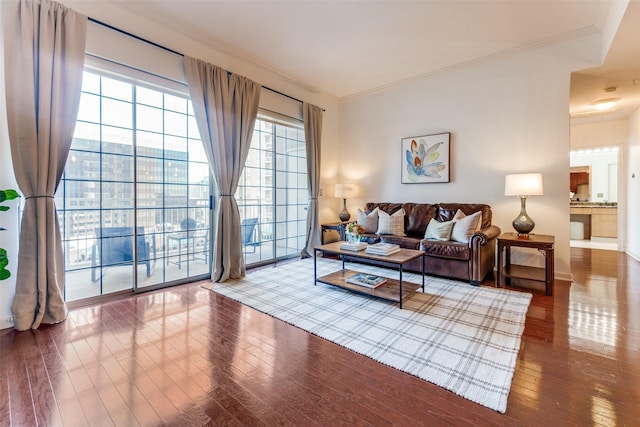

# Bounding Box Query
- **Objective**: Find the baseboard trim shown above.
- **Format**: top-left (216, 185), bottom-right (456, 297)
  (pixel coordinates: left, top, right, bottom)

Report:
top-left (555, 271), bottom-right (573, 282)
top-left (626, 249), bottom-right (640, 263)
top-left (1, 316), bottom-right (14, 330)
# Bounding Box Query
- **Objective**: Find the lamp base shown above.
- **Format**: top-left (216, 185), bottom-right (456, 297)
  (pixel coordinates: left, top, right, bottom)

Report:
top-left (338, 198), bottom-right (351, 222)
top-left (512, 196), bottom-right (535, 236)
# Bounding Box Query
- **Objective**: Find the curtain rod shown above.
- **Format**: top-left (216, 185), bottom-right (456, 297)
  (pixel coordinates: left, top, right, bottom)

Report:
top-left (88, 17), bottom-right (318, 108)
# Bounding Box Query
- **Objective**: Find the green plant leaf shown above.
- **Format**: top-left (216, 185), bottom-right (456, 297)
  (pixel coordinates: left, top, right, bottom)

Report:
top-left (0, 189), bottom-right (19, 205)
top-left (0, 190), bottom-right (19, 280)
top-left (3, 190), bottom-right (19, 200)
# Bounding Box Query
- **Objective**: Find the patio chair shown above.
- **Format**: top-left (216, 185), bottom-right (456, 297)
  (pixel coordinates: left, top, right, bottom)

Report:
top-left (241, 218), bottom-right (260, 253)
top-left (167, 218), bottom-right (209, 269)
top-left (91, 227), bottom-right (156, 282)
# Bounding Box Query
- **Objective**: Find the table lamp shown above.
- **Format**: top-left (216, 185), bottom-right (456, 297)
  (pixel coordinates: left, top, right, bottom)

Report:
top-left (504, 173), bottom-right (543, 236)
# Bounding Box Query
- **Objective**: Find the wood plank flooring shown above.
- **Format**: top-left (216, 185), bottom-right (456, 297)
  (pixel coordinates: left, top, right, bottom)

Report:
top-left (1, 247), bottom-right (639, 426)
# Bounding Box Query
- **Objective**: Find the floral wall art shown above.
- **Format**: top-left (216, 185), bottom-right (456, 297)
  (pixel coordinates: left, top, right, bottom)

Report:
top-left (401, 132), bottom-right (450, 183)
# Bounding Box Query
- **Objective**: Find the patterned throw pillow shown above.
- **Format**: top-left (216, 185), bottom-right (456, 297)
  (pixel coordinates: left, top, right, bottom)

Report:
top-left (376, 208), bottom-right (406, 236)
top-left (451, 210), bottom-right (482, 243)
top-left (452, 209), bottom-right (466, 221)
top-left (424, 218), bottom-right (454, 241)
top-left (357, 207), bottom-right (379, 233)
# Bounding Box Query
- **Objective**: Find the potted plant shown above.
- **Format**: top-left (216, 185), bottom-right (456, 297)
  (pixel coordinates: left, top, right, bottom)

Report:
top-left (0, 189), bottom-right (20, 280)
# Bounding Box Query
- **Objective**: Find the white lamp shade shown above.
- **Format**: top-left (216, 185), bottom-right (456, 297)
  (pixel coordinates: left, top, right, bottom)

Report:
top-left (504, 173), bottom-right (544, 197)
top-left (335, 183), bottom-right (355, 198)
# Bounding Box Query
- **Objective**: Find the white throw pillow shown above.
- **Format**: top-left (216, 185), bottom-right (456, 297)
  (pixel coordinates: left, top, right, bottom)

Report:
top-left (453, 209), bottom-right (466, 221)
top-left (451, 210), bottom-right (482, 243)
top-left (424, 218), bottom-right (454, 241)
top-left (376, 209), bottom-right (406, 236)
top-left (357, 207), bottom-right (379, 233)
top-left (453, 209), bottom-right (483, 230)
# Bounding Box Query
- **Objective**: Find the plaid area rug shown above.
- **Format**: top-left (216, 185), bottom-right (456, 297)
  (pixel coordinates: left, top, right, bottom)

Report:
top-left (205, 257), bottom-right (532, 413)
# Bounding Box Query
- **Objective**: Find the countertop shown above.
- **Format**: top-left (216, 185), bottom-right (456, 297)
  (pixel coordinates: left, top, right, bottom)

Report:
top-left (570, 202), bottom-right (617, 208)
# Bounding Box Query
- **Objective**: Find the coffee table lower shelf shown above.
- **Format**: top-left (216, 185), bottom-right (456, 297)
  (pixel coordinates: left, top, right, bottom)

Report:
top-left (317, 269), bottom-right (420, 305)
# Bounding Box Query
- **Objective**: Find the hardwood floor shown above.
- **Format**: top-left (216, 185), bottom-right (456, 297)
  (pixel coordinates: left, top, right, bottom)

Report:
top-left (1, 247), bottom-right (639, 426)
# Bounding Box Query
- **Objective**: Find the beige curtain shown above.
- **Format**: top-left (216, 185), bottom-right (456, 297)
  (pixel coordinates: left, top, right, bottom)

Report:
top-left (184, 57), bottom-right (260, 282)
top-left (301, 103), bottom-right (323, 258)
top-left (3, 0), bottom-right (87, 330)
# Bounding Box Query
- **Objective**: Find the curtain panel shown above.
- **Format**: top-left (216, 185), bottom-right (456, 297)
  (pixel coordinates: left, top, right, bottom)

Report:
top-left (301, 103), bottom-right (323, 258)
top-left (4, 0), bottom-right (87, 330)
top-left (184, 56), bottom-right (260, 282)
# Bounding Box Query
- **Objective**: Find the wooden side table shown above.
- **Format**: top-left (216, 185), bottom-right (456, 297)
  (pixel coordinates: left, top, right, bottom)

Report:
top-left (496, 232), bottom-right (555, 296)
top-left (321, 221), bottom-right (351, 244)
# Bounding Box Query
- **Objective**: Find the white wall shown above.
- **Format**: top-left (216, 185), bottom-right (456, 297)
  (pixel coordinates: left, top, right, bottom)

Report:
top-left (338, 35), bottom-right (604, 281)
top-left (570, 120), bottom-right (629, 148)
top-left (627, 109), bottom-right (640, 260)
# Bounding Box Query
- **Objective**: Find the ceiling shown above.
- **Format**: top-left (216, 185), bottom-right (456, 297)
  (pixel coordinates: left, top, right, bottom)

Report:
top-left (569, 1), bottom-right (640, 122)
top-left (105, 1), bottom-right (640, 121)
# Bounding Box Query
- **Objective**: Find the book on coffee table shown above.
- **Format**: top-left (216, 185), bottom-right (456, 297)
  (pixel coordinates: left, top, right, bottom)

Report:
top-left (340, 241), bottom-right (367, 251)
top-left (346, 273), bottom-right (387, 288)
top-left (365, 242), bottom-right (401, 256)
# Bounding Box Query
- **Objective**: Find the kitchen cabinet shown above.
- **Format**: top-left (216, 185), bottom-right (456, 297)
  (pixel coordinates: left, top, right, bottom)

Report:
top-left (570, 206), bottom-right (617, 238)
top-left (570, 172), bottom-right (589, 194)
top-left (591, 208), bottom-right (617, 238)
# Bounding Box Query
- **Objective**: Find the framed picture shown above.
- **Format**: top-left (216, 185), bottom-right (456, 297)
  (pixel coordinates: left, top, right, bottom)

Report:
top-left (401, 132), bottom-right (450, 183)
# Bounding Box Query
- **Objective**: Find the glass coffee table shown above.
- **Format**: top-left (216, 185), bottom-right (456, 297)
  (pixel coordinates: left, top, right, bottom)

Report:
top-left (314, 242), bottom-right (425, 309)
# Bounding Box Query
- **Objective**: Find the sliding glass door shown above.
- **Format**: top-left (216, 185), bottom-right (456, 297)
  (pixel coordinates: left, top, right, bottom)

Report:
top-left (57, 69), bottom-right (212, 302)
top-left (236, 117), bottom-right (308, 265)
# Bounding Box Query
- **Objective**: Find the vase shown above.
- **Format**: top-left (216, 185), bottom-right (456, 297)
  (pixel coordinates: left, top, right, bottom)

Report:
top-left (347, 232), bottom-right (360, 244)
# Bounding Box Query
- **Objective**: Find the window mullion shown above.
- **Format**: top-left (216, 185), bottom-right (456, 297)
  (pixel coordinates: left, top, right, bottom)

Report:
top-left (132, 81), bottom-right (139, 290)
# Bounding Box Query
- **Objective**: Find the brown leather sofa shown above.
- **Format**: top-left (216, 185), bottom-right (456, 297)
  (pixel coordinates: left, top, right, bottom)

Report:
top-left (356, 202), bottom-right (501, 285)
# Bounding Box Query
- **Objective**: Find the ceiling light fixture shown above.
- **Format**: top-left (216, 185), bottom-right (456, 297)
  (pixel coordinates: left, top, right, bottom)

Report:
top-left (570, 108), bottom-right (620, 119)
top-left (591, 98), bottom-right (620, 111)
top-left (570, 147), bottom-right (619, 156)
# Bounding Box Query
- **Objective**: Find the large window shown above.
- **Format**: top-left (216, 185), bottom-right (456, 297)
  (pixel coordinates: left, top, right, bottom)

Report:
top-left (57, 69), bottom-right (212, 301)
top-left (236, 117), bottom-right (308, 264)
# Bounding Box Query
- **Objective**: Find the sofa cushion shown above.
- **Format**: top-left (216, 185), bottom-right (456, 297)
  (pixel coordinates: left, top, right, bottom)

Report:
top-left (379, 235), bottom-right (420, 250)
top-left (357, 207), bottom-right (379, 233)
top-left (437, 203), bottom-right (492, 229)
top-left (424, 218), bottom-right (454, 241)
top-left (451, 210), bottom-right (482, 243)
top-left (420, 239), bottom-right (470, 260)
top-left (365, 202), bottom-right (404, 216)
top-left (376, 208), bottom-right (406, 236)
top-left (405, 203), bottom-right (437, 237)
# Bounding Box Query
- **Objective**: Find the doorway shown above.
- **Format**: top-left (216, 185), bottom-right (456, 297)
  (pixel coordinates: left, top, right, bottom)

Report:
top-left (569, 146), bottom-right (620, 251)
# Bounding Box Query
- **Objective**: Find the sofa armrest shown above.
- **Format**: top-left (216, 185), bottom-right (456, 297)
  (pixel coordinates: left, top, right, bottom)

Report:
top-left (469, 225), bottom-right (501, 246)
top-left (468, 225), bottom-right (501, 285)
